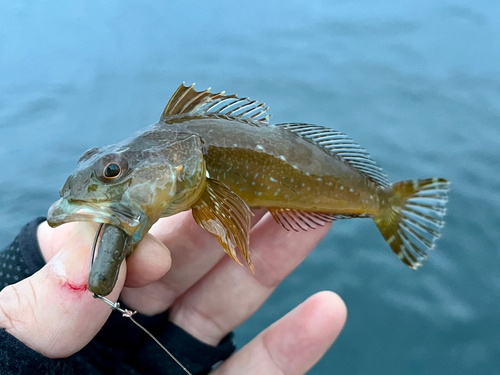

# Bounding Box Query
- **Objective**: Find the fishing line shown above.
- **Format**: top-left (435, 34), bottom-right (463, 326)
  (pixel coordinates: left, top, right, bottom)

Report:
top-left (90, 224), bottom-right (192, 375)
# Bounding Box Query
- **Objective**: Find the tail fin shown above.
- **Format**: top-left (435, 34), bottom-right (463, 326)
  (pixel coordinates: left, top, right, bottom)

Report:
top-left (374, 178), bottom-right (450, 269)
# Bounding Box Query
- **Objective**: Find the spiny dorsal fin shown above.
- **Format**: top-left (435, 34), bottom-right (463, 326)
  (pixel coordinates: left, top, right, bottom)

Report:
top-left (276, 123), bottom-right (389, 187)
top-left (191, 178), bottom-right (254, 271)
top-left (160, 83), bottom-right (271, 125)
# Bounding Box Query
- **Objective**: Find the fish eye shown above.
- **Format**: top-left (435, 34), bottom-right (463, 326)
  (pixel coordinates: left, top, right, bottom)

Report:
top-left (95, 153), bottom-right (129, 183)
top-left (103, 163), bottom-right (122, 179)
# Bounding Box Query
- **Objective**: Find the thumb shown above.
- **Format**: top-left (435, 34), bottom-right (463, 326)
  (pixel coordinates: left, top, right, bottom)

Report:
top-left (0, 222), bottom-right (125, 358)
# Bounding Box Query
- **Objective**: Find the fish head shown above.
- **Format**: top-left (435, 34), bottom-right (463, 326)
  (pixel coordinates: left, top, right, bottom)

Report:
top-left (47, 138), bottom-right (188, 243)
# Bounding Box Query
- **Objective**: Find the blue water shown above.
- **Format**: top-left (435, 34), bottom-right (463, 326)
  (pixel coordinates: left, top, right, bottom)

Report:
top-left (1, 1), bottom-right (499, 374)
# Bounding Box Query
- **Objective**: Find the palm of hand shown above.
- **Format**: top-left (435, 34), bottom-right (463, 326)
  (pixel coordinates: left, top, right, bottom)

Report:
top-left (0, 209), bottom-right (346, 374)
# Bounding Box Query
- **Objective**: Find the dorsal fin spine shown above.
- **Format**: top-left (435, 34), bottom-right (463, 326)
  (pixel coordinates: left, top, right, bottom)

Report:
top-left (229, 100), bottom-right (258, 116)
top-left (171, 83), bottom-right (194, 115)
top-left (179, 90), bottom-right (207, 114)
top-left (237, 103), bottom-right (261, 118)
top-left (160, 83), bottom-right (270, 125)
top-left (215, 99), bottom-right (244, 115)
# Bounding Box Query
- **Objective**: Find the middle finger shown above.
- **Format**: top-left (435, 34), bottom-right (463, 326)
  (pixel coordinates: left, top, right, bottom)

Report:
top-left (121, 209), bottom-right (267, 314)
top-left (168, 212), bottom-right (332, 345)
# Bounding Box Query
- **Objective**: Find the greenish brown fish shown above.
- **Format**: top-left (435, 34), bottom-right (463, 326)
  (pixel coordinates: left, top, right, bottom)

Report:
top-left (47, 83), bottom-right (450, 282)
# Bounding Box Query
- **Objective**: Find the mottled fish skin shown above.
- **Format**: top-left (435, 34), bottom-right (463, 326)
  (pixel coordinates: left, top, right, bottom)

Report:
top-left (48, 83), bottom-right (450, 272)
top-left (167, 118), bottom-right (384, 216)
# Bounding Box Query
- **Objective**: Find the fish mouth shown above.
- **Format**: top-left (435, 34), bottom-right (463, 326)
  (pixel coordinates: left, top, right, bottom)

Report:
top-left (47, 198), bottom-right (144, 237)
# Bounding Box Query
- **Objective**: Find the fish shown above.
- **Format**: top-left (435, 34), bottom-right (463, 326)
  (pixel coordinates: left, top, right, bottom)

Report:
top-left (47, 83), bottom-right (450, 285)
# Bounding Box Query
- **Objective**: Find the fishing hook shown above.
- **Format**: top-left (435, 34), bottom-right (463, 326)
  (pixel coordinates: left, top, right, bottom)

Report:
top-left (89, 223), bottom-right (104, 274)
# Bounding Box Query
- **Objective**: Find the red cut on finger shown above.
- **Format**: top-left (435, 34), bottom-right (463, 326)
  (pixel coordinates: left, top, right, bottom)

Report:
top-left (0, 223), bottom-right (126, 358)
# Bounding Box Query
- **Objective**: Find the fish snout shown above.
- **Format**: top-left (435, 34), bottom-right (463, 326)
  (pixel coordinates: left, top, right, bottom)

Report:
top-left (59, 176), bottom-right (74, 198)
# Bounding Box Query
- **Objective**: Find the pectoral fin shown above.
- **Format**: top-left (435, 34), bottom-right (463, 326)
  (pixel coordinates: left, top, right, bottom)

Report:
top-left (192, 178), bottom-right (253, 271)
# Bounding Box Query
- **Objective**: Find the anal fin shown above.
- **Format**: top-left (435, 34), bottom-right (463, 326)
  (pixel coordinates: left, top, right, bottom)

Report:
top-left (269, 208), bottom-right (372, 232)
top-left (269, 208), bottom-right (336, 232)
top-left (192, 178), bottom-right (253, 271)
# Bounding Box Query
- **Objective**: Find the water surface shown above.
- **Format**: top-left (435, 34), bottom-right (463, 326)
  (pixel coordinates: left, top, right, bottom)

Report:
top-left (0, 1), bottom-right (499, 374)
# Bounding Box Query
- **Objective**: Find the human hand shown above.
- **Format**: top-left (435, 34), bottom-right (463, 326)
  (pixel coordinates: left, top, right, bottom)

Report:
top-left (0, 210), bottom-right (346, 374)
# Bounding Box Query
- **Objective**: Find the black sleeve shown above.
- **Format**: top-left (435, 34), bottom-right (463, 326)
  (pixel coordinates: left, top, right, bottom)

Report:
top-left (0, 217), bottom-right (46, 291)
top-left (0, 218), bottom-right (236, 375)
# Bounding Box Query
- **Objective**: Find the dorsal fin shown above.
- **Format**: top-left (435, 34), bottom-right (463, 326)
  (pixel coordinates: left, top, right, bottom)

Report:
top-left (276, 123), bottom-right (389, 187)
top-left (160, 83), bottom-right (271, 125)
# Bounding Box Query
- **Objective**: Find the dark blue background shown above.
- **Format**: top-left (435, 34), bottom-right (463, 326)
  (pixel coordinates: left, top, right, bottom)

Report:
top-left (1, 1), bottom-right (499, 374)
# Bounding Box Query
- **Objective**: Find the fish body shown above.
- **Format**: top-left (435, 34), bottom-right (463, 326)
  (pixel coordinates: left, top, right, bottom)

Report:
top-left (48, 83), bottom-right (450, 280)
top-left (170, 118), bottom-right (383, 215)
